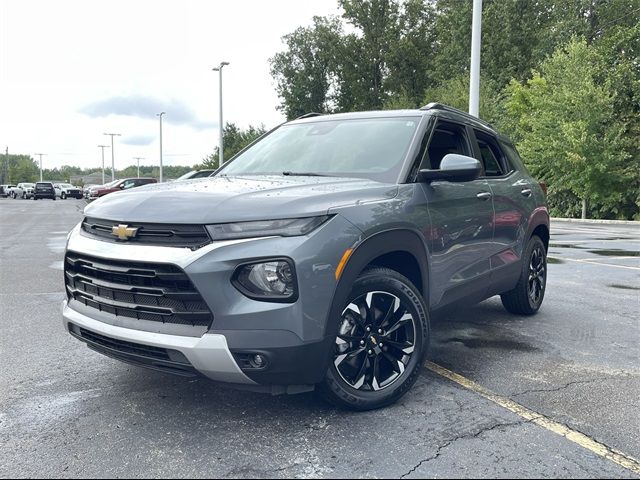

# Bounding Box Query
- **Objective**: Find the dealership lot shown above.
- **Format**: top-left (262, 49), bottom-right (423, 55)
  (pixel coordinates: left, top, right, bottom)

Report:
top-left (0, 200), bottom-right (638, 478)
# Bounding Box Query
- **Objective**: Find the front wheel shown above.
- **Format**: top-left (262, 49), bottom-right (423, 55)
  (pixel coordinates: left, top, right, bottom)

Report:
top-left (61, 192), bottom-right (66, 199)
top-left (318, 267), bottom-right (429, 411)
top-left (500, 235), bottom-right (547, 315)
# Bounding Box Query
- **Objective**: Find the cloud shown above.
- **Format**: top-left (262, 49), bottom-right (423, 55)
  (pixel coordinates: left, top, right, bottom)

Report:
top-left (121, 134), bottom-right (155, 146)
top-left (80, 95), bottom-right (216, 130)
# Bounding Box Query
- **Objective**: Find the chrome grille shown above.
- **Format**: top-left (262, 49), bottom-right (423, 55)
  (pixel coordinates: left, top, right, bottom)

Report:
top-left (64, 252), bottom-right (213, 328)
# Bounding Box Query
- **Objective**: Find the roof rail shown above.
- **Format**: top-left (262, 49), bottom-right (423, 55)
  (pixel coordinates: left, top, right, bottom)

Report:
top-left (295, 112), bottom-right (323, 120)
top-left (420, 102), bottom-right (493, 128)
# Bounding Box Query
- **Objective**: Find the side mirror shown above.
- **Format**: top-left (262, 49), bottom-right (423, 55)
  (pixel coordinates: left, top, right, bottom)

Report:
top-left (417, 154), bottom-right (482, 183)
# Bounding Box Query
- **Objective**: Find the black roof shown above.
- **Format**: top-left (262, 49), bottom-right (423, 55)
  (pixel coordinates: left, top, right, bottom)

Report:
top-left (289, 103), bottom-right (496, 134)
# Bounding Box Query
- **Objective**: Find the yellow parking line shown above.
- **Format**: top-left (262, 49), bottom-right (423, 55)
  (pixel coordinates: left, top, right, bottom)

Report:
top-left (425, 361), bottom-right (640, 475)
top-left (548, 256), bottom-right (640, 271)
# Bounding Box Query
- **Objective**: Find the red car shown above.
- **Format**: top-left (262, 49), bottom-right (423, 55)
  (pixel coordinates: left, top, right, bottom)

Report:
top-left (89, 178), bottom-right (157, 200)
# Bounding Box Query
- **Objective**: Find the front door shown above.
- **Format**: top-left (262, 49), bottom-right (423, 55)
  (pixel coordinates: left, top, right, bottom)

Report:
top-left (420, 120), bottom-right (495, 309)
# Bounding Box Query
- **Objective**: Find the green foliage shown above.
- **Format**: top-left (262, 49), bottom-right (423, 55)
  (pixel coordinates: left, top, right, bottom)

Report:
top-left (0, 155), bottom-right (39, 184)
top-left (200, 123), bottom-right (267, 169)
top-left (504, 38), bottom-right (638, 219)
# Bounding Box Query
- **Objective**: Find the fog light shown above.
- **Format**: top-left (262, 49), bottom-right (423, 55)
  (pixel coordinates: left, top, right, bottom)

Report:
top-left (249, 354), bottom-right (267, 369)
top-left (233, 259), bottom-right (297, 302)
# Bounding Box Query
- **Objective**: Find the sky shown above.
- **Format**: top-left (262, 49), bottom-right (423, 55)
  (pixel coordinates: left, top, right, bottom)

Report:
top-left (0, 0), bottom-right (340, 170)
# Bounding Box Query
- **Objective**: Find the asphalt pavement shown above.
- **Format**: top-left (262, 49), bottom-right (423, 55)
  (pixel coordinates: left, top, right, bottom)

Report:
top-left (0, 199), bottom-right (638, 478)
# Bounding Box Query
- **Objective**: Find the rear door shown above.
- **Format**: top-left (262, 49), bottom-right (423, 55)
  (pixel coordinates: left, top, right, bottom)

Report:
top-left (470, 129), bottom-right (537, 290)
top-left (421, 119), bottom-right (495, 308)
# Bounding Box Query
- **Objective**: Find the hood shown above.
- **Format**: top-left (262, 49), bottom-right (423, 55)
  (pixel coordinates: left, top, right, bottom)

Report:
top-left (84, 175), bottom-right (398, 224)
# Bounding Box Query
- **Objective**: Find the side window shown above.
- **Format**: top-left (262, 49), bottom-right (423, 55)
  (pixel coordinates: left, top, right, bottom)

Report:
top-left (425, 121), bottom-right (472, 170)
top-left (500, 141), bottom-right (529, 174)
top-left (474, 130), bottom-right (511, 177)
top-left (122, 180), bottom-right (136, 189)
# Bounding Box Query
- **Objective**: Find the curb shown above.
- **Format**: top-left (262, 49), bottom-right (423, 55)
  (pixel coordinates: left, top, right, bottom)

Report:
top-left (551, 217), bottom-right (639, 226)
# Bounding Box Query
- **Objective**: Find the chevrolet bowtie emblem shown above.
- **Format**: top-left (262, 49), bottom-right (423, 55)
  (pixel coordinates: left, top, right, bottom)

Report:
top-left (370, 337), bottom-right (377, 345)
top-left (111, 224), bottom-right (139, 241)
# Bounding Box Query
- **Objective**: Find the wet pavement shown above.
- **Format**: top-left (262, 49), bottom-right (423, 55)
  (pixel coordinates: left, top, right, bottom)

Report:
top-left (1, 201), bottom-right (638, 478)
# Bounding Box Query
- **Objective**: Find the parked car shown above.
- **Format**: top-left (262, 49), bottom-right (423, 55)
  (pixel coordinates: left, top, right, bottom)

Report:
top-left (88, 178), bottom-right (157, 200)
top-left (33, 182), bottom-right (56, 200)
top-left (1, 184), bottom-right (16, 198)
top-left (62, 103), bottom-right (549, 410)
top-left (54, 183), bottom-right (83, 199)
top-left (83, 184), bottom-right (98, 199)
top-left (175, 169), bottom-right (216, 181)
top-left (9, 183), bottom-right (35, 199)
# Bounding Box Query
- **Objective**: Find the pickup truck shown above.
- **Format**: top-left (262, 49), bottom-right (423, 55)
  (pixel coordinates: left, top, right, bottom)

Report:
top-left (0, 185), bottom-right (16, 198)
top-left (54, 183), bottom-right (83, 199)
top-left (9, 183), bottom-right (35, 199)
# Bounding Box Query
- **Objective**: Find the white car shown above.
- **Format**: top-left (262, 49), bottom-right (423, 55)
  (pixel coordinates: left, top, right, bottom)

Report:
top-left (53, 183), bottom-right (83, 199)
top-left (10, 183), bottom-right (35, 199)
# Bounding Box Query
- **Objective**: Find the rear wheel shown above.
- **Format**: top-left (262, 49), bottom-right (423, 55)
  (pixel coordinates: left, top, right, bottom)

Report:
top-left (319, 267), bottom-right (429, 411)
top-left (501, 235), bottom-right (547, 315)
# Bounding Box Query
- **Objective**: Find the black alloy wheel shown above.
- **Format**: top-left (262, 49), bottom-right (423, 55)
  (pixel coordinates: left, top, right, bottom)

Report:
top-left (334, 291), bottom-right (416, 392)
top-left (319, 267), bottom-right (429, 410)
top-left (501, 235), bottom-right (547, 315)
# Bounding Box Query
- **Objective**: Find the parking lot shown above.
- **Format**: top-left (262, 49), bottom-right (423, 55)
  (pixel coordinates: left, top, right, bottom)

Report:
top-left (0, 199), bottom-right (638, 478)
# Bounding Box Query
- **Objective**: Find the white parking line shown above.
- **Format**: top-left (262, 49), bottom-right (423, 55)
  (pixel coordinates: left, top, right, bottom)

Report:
top-left (548, 257), bottom-right (640, 271)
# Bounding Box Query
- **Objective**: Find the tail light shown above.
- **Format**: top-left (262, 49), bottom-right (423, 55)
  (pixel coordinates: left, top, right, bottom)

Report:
top-left (538, 181), bottom-right (547, 196)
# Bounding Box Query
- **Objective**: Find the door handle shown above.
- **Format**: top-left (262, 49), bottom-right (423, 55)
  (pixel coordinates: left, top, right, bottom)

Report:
top-left (521, 189), bottom-right (532, 197)
top-left (476, 192), bottom-right (492, 201)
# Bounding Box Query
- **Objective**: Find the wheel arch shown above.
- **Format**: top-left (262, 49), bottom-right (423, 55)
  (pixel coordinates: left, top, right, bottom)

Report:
top-left (323, 229), bottom-right (430, 344)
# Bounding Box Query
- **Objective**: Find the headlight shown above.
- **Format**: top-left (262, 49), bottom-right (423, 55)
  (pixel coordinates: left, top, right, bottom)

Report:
top-left (205, 216), bottom-right (330, 241)
top-left (233, 259), bottom-right (297, 302)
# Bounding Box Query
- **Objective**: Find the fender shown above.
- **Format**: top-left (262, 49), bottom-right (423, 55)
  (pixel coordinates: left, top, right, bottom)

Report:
top-left (526, 206), bottom-right (551, 248)
top-left (316, 229), bottom-right (431, 375)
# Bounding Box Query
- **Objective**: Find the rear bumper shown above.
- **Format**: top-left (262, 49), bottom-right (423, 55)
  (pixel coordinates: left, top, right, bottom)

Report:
top-left (62, 299), bottom-right (257, 385)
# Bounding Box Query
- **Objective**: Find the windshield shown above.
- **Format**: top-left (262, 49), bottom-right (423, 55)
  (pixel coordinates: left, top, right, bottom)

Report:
top-left (219, 117), bottom-right (420, 183)
top-left (60, 184), bottom-right (73, 188)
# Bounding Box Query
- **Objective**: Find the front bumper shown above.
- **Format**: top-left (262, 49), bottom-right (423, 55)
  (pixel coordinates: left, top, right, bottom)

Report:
top-left (62, 299), bottom-right (256, 385)
top-left (62, 215), bottom-right (361, 387)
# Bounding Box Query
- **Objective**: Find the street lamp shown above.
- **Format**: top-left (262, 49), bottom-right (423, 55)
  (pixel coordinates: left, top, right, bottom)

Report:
top-left (103, 133), bottom-right (121, 181)
top-left (212, 61), bottom-right (230, 167)
top-left (98, 145), bottom-right (110, 185)
top-left (134, 157), bottom-right (144, 178)
top-left (34, 153), bottom-right (45, 181)
top-left (156, 112), bottom-right (165, 182)
top-left (469, 0), bottom-right (483, 117)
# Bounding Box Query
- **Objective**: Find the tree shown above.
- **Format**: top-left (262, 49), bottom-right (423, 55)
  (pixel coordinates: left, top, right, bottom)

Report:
top-left (4, 155), bottom-right (39, 184)
top-left (200, 123), bottom-right (267, 169)
top-left (270, 16), bottom-right (343, 119)
top-left (504, 38), bottom-right (636, 219)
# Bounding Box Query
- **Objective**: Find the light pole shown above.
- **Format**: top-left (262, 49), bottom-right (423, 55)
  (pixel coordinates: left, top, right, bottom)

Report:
top-left (469, 0), bottom-right (483, 118)
top-left (34, 153), bottom-right (45, 181)
top-left (134, 157), bottom-right (144, 178)
top-left (98, 145), bottom-right (110, 184)
top-left (103, 133), bottom-right (121, 181)
top-left (212, 61), bottom-right (230, 167)
top-left (156, 112), bottom-right (165, 182)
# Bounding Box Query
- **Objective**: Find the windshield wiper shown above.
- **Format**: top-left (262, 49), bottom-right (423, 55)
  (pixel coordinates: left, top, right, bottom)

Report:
top-left (282, 171), bottom-right (331, 177)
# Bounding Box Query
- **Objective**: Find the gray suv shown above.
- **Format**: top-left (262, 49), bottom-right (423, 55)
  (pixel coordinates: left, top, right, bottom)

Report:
top-left (62, 103), bottom-right (549, 410)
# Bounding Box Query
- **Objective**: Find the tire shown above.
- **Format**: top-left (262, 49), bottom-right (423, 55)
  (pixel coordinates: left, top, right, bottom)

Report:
top-left (500, 235), bottom-right (547, 315)
top-left (318, 267), bottom-right (430, 411)
top-left (61, 192), bottom-right (66, 199)
top-left (22, 192), bottom-right (26, 199)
